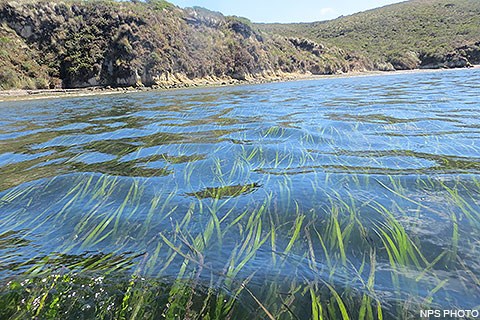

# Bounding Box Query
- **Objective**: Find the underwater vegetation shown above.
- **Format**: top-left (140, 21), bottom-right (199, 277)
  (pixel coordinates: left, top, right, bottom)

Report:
top-left (0, 69), bottom-right (479, 319)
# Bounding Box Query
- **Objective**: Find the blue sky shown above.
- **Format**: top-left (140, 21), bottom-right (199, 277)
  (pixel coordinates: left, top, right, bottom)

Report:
top-left (167, 0), bottom-right (405, 23)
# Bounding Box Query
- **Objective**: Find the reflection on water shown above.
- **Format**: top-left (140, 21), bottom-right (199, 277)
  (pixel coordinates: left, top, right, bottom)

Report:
top-left (0, 69), bottom-right (480, 319)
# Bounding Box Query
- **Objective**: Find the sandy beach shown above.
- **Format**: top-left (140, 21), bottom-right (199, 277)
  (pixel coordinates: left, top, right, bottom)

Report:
top-left (1, 65), bottom-right (478, 103)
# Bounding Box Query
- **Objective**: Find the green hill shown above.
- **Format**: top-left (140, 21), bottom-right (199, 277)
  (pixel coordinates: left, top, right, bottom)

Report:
top-left (0, 0), bottom-right (479, 90)
top-left (259, 0), bottom-right (480, 70)
top-left (0, 0), bottom-right (353, 90)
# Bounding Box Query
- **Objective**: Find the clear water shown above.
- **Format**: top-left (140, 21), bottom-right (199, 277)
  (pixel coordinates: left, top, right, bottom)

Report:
top-left (0, 69), bottom-right (479, 319)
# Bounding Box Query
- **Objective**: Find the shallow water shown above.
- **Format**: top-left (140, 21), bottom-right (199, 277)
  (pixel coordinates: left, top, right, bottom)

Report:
top-left (1, 69), bottom-right (479, 319)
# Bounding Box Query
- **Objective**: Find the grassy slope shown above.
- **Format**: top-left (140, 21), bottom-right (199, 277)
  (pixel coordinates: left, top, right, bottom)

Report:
top-left (1, 0), bottom-right (480, 90)
top-left (259, 0), bottom-right (480, 68)
top-left (0, 24), bottom-right (51, 90)
top-left (0, 0), bottom-right (346, 89)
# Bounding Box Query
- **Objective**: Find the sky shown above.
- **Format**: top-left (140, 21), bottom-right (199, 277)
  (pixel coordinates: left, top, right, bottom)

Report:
top-left (167, 0), bottom-right (405, 23)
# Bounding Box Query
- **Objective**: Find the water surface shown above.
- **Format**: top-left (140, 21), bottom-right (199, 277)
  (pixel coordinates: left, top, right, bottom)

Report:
top-left (1, 69), bottom-right (479, 319)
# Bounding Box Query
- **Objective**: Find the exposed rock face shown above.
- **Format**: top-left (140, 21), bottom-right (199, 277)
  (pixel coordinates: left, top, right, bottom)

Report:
top-left (375, 62), bottom-right (395, 72)
top-left (444, 55), bottom-right (470, 68)
top-left (183, 7), bottom-right (224, 28)
top-left (455, 42), bottom-right (480, 65)
top-left (288, 38), bottom-right (324, 57)
top-left (387, 52), bottom-right (421, 70)
top-left (420, 45), bottom-right (479, 69)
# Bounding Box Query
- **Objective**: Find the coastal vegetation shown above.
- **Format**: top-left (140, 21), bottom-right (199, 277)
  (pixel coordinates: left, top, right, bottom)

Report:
top-left (0, 0), bottom-right (479, 90)
top-left (0, 0), bottom-right (345, 90)
top-left (259, 0), bottom-right (480, 70)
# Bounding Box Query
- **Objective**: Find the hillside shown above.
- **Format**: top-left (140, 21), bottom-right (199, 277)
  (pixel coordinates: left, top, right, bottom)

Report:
top-left (0, 0), bottom-right (480, 90)
top-left (259, 0), bottom-right (480, 70)
top-left (0, 0), bottom-right (355, 90)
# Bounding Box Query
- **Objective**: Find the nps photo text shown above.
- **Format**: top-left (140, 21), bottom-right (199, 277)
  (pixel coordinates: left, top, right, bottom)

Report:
top-left (421, 309), bottom-right (480, 318)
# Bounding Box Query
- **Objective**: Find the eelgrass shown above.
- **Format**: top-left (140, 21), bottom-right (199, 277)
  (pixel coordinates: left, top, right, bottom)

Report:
top-left (1, 165), bottom-right (479, 319)
top-left (1, 73), bottom-right (480, 319)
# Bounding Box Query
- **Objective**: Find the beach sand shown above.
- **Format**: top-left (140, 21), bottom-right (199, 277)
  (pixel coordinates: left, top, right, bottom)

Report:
top-left (1, 65), bottom-right (478, 103)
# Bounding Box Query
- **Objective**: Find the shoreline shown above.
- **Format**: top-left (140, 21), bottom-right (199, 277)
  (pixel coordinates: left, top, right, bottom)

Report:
top-left (1, 65), bottom-right (479, 103)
